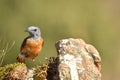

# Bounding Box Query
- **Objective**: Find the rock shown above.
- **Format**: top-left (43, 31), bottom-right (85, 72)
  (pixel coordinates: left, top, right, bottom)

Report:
top-left (55, 38), bottom-right (101, 80)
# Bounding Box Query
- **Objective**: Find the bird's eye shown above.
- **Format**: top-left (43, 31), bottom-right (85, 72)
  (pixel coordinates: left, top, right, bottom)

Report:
top-left (34, 29), bottom-right (37, 31)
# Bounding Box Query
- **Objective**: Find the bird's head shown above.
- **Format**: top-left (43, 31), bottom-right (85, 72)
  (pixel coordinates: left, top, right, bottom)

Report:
top-left (25, 26), bottom-right (41, 37)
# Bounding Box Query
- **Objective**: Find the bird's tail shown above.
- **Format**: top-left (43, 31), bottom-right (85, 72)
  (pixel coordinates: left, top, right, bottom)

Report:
top-left (16, 55), bottom-right (25, 63)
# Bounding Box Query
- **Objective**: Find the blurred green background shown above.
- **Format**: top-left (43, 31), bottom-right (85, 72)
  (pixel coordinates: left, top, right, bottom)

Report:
top-left (0, 0), bottom-right (120, 80)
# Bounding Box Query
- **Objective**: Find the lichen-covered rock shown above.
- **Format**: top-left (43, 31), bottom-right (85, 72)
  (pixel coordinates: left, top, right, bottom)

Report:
top-left (0, 63), bottom-right (35, 80)
top-left (0, 58), bottom-right (59, 80)
top-left (4, 65), bottom-right (27, 80)
top-left (55, 38), bottom-right (101, 80)
top-left (0, 63), bottom-right (27, 80)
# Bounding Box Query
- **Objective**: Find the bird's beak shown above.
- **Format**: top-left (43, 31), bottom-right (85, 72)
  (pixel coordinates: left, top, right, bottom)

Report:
top-left (25, 29), bottom-right (33, 35)
top-left (25, 29), bottom-right (29, 32)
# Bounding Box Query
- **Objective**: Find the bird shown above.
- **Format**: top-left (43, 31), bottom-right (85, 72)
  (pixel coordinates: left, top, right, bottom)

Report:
top-left (17, 26), bottom-right (44, 63)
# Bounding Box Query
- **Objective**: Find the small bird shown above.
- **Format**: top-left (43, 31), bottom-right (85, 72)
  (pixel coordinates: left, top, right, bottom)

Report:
top-left (17, 26), bottom-right (44, 63)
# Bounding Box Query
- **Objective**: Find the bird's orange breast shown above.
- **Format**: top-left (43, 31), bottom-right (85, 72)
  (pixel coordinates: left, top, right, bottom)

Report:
top-left (21, 37), bottom-right (44, 59)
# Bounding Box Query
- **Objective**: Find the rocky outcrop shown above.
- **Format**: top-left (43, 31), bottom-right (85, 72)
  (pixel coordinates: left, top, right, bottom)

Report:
top-left (55, 38), bottom-right (101, 80)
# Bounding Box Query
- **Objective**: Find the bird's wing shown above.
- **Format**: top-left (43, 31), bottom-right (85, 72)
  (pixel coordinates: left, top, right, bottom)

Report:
top-left (21, 37), bottom-right (27, 51)
top-left (20, 37), bottom-right (30, 57)
top-left (41, 37), bottom-right (44, 46)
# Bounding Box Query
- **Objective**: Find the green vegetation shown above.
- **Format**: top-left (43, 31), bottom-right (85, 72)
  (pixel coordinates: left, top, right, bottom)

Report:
top-left (0, 39), bottom-right (15, 66)
top-left (0, 63), bottom-right (26, 79)
top-left (34, 64), bottom-right (48, 80)
top-left (0, 57), bottom-right (58, 79)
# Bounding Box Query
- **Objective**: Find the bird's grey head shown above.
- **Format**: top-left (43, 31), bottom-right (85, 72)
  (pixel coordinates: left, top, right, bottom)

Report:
top-left (25, 26), bottom-right (41, 37)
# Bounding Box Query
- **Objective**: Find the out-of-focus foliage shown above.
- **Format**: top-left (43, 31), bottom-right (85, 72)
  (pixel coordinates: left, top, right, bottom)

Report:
top-left (0, 0), bottom-right (119, 80)
top-left (0, 39), bottom-right (15, 66)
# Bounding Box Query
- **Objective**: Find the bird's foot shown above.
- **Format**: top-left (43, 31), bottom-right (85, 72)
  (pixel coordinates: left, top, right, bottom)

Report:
top-left (32, 59), bottom-right (35, 62)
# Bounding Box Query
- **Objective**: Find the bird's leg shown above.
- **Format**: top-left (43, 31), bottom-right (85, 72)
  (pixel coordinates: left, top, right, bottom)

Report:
top-left (32, 58), bottom-right (35, 62)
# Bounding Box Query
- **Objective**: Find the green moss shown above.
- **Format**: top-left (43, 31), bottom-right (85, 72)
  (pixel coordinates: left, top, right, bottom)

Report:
top-left (33, 57), bottom-right (59, 80)
top-left (34, 64), bottom-right (48, 80)
top-left (0, 57), bottom-right (59, 80)
top-left (0, 62), bottom-right (26, 79)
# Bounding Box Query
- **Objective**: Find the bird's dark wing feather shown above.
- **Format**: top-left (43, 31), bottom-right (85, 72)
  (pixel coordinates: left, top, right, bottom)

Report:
top-left (20, 36), bottom-right (31, 57)
top-left (21, 38), bottom-right (27, 51)
top-left (42, 38), bottom-right (44, 46)
top-left (20, 36), bottom-right (31, 51)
